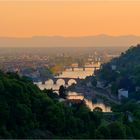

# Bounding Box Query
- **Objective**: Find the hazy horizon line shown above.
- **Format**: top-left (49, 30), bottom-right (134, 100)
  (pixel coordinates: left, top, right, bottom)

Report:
top-left (0, 34), bottom-right (140, 38)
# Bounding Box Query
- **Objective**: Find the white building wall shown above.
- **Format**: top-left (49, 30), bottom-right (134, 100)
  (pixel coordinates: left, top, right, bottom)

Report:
top-left (118, 89), bottom-right (128, 100)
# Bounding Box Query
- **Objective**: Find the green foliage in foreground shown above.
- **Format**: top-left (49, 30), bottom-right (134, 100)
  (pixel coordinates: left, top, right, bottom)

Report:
top-left (0, 71), bottom-right (140, 139)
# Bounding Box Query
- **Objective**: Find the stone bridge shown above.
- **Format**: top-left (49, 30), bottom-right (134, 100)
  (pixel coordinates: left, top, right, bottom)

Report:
top-left (42, 77), bottom-right (81, 85)
top-left (64, 66), bottom-right (100, 71)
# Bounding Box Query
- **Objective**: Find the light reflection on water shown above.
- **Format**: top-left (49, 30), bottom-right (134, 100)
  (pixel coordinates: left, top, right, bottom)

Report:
top-left (84, 99), bottom-right (111, 112)
top-left (36, 68), bottom-right (94, 90)
top-left (35, 68), bottom-right (111, 112)
top-left (56, 68), bottom-right (94, 79)
top-left (67, 92), bottom-right (111, 112)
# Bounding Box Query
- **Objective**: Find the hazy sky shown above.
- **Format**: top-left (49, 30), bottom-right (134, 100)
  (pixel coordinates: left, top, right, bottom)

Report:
top-left (0, 0), bottom-right (140, 37)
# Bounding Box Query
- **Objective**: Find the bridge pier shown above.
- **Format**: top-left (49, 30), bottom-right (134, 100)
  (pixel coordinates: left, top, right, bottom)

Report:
top-left (54, 80), bottom-right (57, 85)
top-left (65, 83), bottom-right (68, 86)
top-left (72, 67), bottom-right (74, 71)
top-left (42, 81), bottom-right (45, 85)
top-left (83, 67), bottom-right (85, 71)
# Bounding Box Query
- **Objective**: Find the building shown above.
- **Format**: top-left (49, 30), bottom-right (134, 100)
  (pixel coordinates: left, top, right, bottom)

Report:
top-left (118, 89), bottom-right (128, 100)
top-left (136, 86), bottom-right (140, 92)
top-left (111, 65), bottom-right (117, 71)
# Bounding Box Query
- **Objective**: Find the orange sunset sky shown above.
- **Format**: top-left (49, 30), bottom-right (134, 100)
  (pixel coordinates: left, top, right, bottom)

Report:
top-left (0, 0), bottom-right (140, 37)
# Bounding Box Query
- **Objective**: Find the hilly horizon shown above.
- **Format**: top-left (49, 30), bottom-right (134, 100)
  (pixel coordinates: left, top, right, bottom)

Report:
top-left (0, 34), bottom-right (140, 48)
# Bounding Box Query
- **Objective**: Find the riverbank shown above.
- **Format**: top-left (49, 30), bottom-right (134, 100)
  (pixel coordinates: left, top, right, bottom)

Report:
top-left (68, 84), bottom-right (121, 106)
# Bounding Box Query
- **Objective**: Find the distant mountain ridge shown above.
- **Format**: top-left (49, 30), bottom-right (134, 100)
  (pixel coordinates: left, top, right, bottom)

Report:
top-left (0, 34), bottom-right (140, 47)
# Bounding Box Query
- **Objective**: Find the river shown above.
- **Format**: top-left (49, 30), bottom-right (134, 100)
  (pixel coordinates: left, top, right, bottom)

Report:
top-left (35, 68), bottom-right (111, 112)
top-left (36, 68), bottom-right (94, 90)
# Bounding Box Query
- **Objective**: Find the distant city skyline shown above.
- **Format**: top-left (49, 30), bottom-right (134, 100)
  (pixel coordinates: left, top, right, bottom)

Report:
top-left (0, 0), bottom-right (140, 37)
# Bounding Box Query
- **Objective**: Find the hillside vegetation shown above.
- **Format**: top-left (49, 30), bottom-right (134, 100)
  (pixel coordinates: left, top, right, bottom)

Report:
top-left (0, 71), bottom-right (104, 139)
top-left (1, 45), bottom-right (140, 138)
top-left (98, 44), bottom-right (140, 99)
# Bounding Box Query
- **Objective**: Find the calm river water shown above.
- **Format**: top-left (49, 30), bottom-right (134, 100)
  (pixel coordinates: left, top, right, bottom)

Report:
top-left (35, 68), bottom-right (111, 112)
top-left (36, 68), bottom-right (94, 90)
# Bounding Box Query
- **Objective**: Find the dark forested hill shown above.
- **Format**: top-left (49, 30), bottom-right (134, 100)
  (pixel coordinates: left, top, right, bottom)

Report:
top-left (1, 67), bottom-right (140, 138)
top-left (97, 44), bottom-right (140, 98)
top-left (0, 71), bottom-right (103, 139)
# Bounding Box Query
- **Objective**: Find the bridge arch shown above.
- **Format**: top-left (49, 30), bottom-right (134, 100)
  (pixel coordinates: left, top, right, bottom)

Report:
top-left (93, 107), bottom-right (103, 112)
top-left (92, 103), bottom-right (111, 112)
top-left (45, 79), bottom-right (54, 85)
top-left (84, 99), bottom-right (111, 112)
top-left (67, 79), bottom-right (77, 86)
top-left (56, 79), bottom-right (65, 86)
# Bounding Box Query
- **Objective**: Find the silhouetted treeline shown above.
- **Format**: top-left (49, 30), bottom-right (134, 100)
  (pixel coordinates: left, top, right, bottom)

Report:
top-left (0, 70), bottom-right (140, 138)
